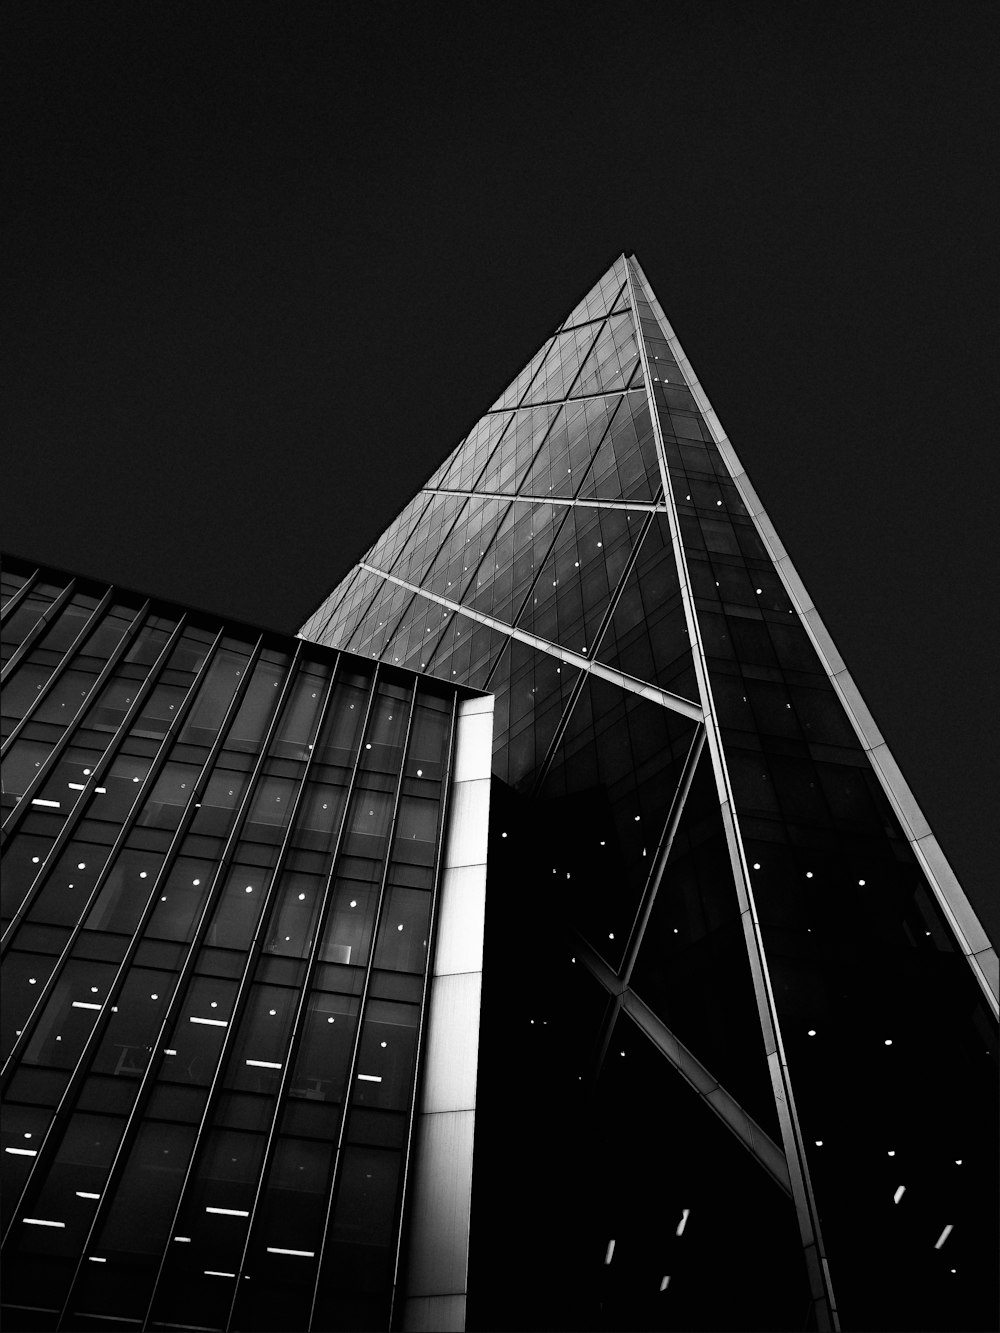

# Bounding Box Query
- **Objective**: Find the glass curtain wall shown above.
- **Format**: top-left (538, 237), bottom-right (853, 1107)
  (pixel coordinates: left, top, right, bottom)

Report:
top-left (1, 556), bottom-right (469, 1332)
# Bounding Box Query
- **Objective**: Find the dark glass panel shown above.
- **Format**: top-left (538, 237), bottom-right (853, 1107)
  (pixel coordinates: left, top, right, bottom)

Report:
top-left (516, 505), bottom-right (646, 655)
top-left (425, 613), bottom-right (509, 689)
top-left (575, 390), bottom-right (660, 502)
top-left (489, 639), bottom-right (580, 791)
top-left (474, 403), bottom-right (563, 496)
top-left (521, 323), bottom-right (603, 405)
top-left (518, 393), bottom-right (622, 500)
top-left (419, 495), bottom-right (511, 602)
top-left (462, 500), bottom-right (566, 628)
top-left (571, 311), bottom-right (639, 397)
top-left (538, 676), bottom-right (698, 969)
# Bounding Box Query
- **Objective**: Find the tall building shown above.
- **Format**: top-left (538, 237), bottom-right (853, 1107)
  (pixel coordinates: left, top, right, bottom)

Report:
top-left (299, 255), bottom-right (998, 1332)
top-left (1, 562), bottom-right (492, 1331)
top-left (2, 254), bottom-right (997, 1333)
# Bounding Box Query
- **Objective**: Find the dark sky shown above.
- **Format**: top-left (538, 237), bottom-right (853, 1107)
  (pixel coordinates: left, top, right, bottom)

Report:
top-left (6, 3), bottom-right (998, 946)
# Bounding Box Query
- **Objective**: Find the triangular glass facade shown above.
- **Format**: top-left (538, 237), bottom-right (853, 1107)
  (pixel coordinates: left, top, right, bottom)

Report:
top-left (301, 256), bottom-right (998, 1331)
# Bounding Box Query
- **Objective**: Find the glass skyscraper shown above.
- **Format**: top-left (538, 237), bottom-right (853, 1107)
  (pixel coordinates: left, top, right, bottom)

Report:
top-left (2, 254), bottom-right (997, 1332)
top-left (300, 255), bottom-right (998, 1332)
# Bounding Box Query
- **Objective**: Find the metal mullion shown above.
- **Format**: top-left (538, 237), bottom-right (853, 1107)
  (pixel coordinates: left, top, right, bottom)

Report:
top-left (427, 487), bottom-right (663, 514)
top-left (386, 692), bottom-right (460, 1329)
top-left (2, 634), bottom-right (264, 1235)
top-left (528, 508), bottom-right (658, 796)
top-left (623, 256), bottom-right (839, 1330)
top-left (544, 315), bottom-right (609, 406)
top-left (0, 604), bottom-right (173, 945)
top-left (307, 677), bottom-right (421, 1331)
top-left (332, 567), bottom-right (392, 653)
top-left (0, 566), bottom-right (42, 621)
top-left (363, 492), bottom-right (436, 582)
top-left (0, 579), bottom-right (81, 682)
top-left (0, 626), bottom-right (226, 1082)
top-left (460, 405), bottom-right (520, 496)
top-left (619, 726), bottom-right (706, 989)
top-left (53, 638), bottom-right (307, 1331)
top-left (141, 645), bottom-right (340, 1328)
top-left (370, 565), bottom-right (702, 720)
top-left (222, 662), bottom-right (386, 1329)
top-left (1, 588), bottom-right (116, 752)
top-left (1, 598), bottom-right (154, 840)
top-left (390, 493), bottom-right (473, 597)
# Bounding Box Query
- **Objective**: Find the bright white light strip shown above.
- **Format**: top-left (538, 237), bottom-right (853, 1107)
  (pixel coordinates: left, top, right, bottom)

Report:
top-left (164, 1048), bottom-right (177, 1056)
top-left (205, 1270), bottom-right (236, 1278)
top-left (934, 1224), bottom-right (954, 1250)
top-left (6, 1147), bottom-right (37, 1157)
top-left (95, 787), bottom-right (107, 793)
top-left (72, 1001), bottom-right (102, 1010)
top-left (190, 1017), bottom-right (228, 1026)
top-left (23, 1217), bottom-right (65, 1228)
top-left (32, 799), bottom-right (61, 808)
top-left (266, 1246), bottom-right (316, 1257)
top-left (893, 1186), bottom-right (906, 1204)
top-left (659, 1275), bottom-right (671, 1291)
top-left (604, 1239), bottom-right (615, 1265)
top-left (675, 1207), bottom-right (690, 1236)
top-left (206, 1206), bottom-right (249, 1217)
top-left (357, 1073), bottom-right (382, 1082)
top-left (245, 1059), bottom-right (282, 1069)
top-left (174, 1236), bottom-right (191, 1242)
top-left (88, 1256), bottom-right (107, 1263)
top-left (68, 783), bottom-right (86, 791)
top-left (76, 1191), bottom-right (101, 1200)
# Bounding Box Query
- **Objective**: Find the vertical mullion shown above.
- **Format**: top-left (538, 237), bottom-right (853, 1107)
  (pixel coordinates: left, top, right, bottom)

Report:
top-left (619, 725), bottom-right (706, 989)
top-left (0, 578), bottom-right (81, 682)
top-left (52, 639), bottom-right (307, 1330)
top-left (623, 255), bottom-right (839, 1332)
top-left (0, 566), bottom-right (42, 622)
top-left (222, 661), bottom-right (386, 1329)
top-left (386, 690), bottom-right (460, 1326)
top-left (1, 587), bottom-right (115, 752)
top-left (306, 677), bottom-right (421, 1330)
top-left (0, 629), bottom-right (257, 1226)
top-left (0, 603), bottom-right (172, 945)
top-left (140, 645), bottom-right (341, 1327)
top-left (1, 598), bottom-right (153, 839)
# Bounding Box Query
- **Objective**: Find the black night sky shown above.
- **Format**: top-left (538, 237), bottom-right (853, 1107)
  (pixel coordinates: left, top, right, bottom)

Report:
top-left (6, 3), bottom-right (998, 946)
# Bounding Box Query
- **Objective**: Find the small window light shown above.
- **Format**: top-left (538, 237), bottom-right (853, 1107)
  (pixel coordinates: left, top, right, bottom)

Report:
top-left (807, 1029), bottom-right (817, 1037)
top-left (192, 878), bottom-right (201, 886)
top-left (327, 1016), bottom-right (335, 1024)
top-left (501, 832), bottom-right (507, 838)
top-left (298, 893), bottom-right (306, 901)
top-left (604, 1239), bottom-right (615, 1265)
top-left (397, 923), bottom-right (403, 931)
top-left (151, 993), bottom-right (158, 1000)
top-left (955, 1159), bottom-right (963, 1165)
top-left (608, 932), bottom-right (614, 940)
top-left (858, 879), bottom-right (866, 886)
top-left (884, 1039), bottom-right (893, 1046)
top-left (245, 885), bottom-right (253, 894)
top-left (77, 863), bottom-right (86, 870)
top-left (753, 862), bottom-right (761, 870)
top-left (887, 1150), bottom-right (896, 1157)
top-left (805, 871), bottom-right (813, 879)
top-left (815, 1140), bottom-right (823, 1146)
top-left (893, 1186), bottom-right (906, 1204)
top-left (31, 856), bottom-right (40, 864)
top-left (350, 900), bottom-right (357, 907)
